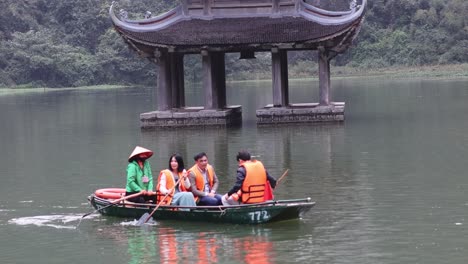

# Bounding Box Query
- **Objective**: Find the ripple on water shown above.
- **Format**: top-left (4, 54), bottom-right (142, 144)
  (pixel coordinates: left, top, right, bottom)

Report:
top-left (8, 214), bottom-right (96, 229)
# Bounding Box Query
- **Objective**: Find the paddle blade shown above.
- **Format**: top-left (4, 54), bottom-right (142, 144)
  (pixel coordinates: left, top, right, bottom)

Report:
top-left (136, 213), bottom-right (152, 226)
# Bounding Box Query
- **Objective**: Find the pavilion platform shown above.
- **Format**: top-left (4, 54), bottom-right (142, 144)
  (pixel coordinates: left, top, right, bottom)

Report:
top-left (140, 106), bottom-right (242, 128)
top-left (257, 102), bottom-right (344, 124)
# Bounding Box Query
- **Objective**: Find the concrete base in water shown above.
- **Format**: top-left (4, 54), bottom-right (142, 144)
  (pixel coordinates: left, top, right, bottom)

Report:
top-left (256, 102), bottom-right (345, 124)
top-left (140, 105), bottom-right (242, 128)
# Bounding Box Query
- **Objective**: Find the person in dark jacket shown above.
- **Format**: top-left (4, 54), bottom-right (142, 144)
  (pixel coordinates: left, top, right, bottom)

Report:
top-left (222, 150), bottom-right (276, 205)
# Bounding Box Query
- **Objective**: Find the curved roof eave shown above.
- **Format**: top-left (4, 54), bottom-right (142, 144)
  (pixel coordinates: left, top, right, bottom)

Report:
top-left (298, 0), bottom-right (367, 25)
top-left (110, 0), bottom-right (367, 32)
top-left (109, 3), bottom-right (186, 32)
top-left (117, 20), bottom-right (362, 53)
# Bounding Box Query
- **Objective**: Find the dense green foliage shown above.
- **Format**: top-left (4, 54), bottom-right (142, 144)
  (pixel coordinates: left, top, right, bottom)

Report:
top-left (0, 0), bottom-right (466, 87)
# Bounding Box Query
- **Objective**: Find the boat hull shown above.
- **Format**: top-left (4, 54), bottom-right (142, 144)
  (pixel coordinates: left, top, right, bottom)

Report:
top-left (89, 195), bottom-right (315, 224)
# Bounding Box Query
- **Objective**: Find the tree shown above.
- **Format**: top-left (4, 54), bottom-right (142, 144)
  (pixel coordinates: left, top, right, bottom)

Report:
top-left (2, 30), bottom-right (101, 87)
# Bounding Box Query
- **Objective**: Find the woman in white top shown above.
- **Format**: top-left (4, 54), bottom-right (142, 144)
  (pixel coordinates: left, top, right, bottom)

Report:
top-left (156, 154), bottom-right (196, 208)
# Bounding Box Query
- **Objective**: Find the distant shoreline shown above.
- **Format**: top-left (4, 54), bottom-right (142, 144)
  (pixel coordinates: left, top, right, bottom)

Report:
top-left (328, 63), bottom-right (468, 80)
top-left (1, 64), bottom-right (467, 92)
top-left (225, 63), bottom-right (468, 84)
top-left (0, 85), bottom-right (130, 96)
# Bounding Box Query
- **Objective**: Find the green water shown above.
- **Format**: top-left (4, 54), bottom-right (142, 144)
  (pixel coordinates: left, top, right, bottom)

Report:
top-left (1, 78), bottom-right (468, 263)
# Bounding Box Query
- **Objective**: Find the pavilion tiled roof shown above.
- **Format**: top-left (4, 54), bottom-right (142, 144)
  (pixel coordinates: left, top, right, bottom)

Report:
top-left (115, 16), bottom-right (358, 48)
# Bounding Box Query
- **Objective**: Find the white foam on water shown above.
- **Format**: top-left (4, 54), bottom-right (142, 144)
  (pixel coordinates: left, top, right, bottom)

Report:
top-left (18, 201), bottom-right (34, 203)
top-left (52, 206), bottom-right (80, 209)
top-left (8, 214), bottom-right (95, 229)
top-left (119, 219), bottom-right (158, 226)
top-left (120, 219), bottom-right (140, 226)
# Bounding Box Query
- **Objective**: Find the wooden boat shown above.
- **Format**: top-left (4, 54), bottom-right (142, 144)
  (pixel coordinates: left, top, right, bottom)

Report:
top-left (88, 190), bottom-right (315, 224)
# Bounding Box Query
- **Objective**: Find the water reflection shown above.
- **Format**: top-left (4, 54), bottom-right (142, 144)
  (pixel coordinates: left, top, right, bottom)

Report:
top-left (140, 126), bottom-right (242, 179)
top-left (156, 227), bottom-right (221, 264)
top-left (139, 122), bottom-right (347, 203)
top-left (127, 230), bottom-right (157, 264)
top-left (96, 222), bottom-right (277, 264)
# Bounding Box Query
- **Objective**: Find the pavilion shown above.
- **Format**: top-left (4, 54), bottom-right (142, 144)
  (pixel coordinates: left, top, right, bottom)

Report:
top-left (109, 0), bottom-right (367, 127)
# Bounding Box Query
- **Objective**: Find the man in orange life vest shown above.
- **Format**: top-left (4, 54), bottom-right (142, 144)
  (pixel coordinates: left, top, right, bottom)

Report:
top-left (188, 152), bottom-right (223, 206)
top-left (222, 150), bottom-right (277, 205)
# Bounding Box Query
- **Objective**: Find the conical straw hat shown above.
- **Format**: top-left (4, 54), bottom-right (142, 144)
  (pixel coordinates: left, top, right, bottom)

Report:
top-left (128, 146), bottom-right (153, 162)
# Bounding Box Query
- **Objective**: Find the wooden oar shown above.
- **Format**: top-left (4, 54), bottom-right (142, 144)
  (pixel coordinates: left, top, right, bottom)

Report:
top-left (137, 176), bottom-right (183, 226)
top-left (264, 169), bottom-right (289, 201)
top-left (77, 191), bottom-right (144, 227)
top-left (276, 169), bottom-right (289, 187)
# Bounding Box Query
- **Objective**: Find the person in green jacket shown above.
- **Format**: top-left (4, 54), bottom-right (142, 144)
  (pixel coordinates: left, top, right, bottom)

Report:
top-left (125, 146), bottom-right (156, 203)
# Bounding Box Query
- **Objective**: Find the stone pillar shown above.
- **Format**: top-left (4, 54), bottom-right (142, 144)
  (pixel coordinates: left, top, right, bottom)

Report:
top-left (318, 48), bottom-right (331, 106)
top-left (170, 53), bottom-right (185, 108)
top-left (202, 50), bottom-right (226, 109)
top-left (214, 52), bottom-right (226, 108)
top-left (157, 49), bottom-right (171, 111)
top-left (202, 50), bottom-right (214, 109)
top-left (272, 48), bottom-right (289, 107)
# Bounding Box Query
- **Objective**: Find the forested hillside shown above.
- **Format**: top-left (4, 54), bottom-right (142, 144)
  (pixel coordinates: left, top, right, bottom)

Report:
top-left (0, 0), bottom-right (466, 88)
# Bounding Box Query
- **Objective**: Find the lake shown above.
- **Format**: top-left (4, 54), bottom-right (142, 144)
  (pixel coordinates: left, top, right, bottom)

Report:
top-left (1, 77), bottom-right (468, 264)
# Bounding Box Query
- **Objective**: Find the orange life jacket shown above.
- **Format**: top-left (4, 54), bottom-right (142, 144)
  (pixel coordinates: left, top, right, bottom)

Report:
top-left (188, 164), bottom-right (215, 202)
top-left (156, 169), bottom-right (187, 205)
top-left (238, 160), bottom-right (267, 204)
